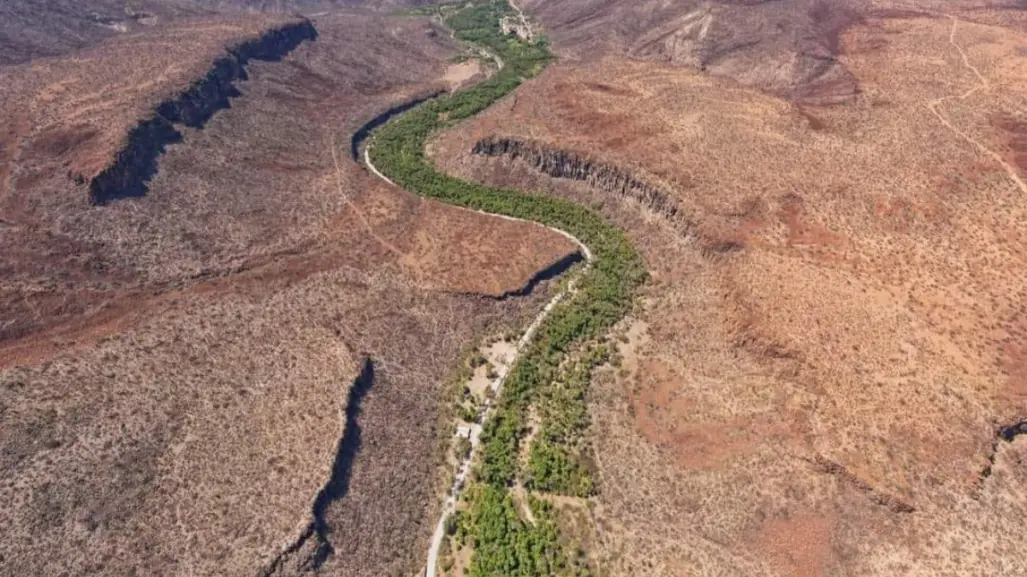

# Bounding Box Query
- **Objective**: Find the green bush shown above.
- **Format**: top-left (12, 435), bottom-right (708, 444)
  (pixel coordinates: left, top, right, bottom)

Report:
top-left (462, 485), bottom-right (568, 577)
top-left (369, 2), bottom-right (645, 574)
top-left (370, 0), bottom-right (646, 485)
top-left (525, 437), bottom-right (594, 497)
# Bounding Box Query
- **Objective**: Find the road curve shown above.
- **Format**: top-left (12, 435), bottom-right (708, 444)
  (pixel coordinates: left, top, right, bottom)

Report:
top-left (364, 147), bottom-right (590, 260)
top-left (362, 143), bottom-right (593, 577)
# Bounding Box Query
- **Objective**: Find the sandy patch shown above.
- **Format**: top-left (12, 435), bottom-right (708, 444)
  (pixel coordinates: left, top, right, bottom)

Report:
top-left (443, 60), bottom-right (481, 90)
top-left (756, 512), bottom-right (838, 577)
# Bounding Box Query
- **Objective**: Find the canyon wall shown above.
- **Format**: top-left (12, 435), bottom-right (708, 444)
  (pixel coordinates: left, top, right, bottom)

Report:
top-left (471, 136), bottom-right (754, 256)
top-left (89, 19), bottom-right (317, 204)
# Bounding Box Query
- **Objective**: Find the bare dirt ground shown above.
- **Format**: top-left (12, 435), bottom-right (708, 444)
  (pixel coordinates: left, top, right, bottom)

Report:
top-left (519, 0), bottom-right (862, 103)
top-left (7, 0), bottom-right (1027, 575)
top-left (430, 3), bottom-right (1027, 575)
top-left (0, 6), bottom-right (578, 577)
top-left (1, 278), bottom-right (364, 577)
top-left (443, 60), bottom-right (483, 90)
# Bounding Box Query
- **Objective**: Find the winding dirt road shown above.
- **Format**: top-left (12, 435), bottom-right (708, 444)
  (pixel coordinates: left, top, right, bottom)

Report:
top-left (363, 143), bottom-right (593, 577)
top-left (926, 16), bottom-right (1027, 196)
top-left (361, 9), bottom-right (591, 576)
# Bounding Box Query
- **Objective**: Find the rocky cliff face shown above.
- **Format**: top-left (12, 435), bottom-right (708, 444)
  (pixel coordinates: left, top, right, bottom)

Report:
top-left (89, 19), bottom-right (317, 205)
top-left (520, 0), bottom-right (860, 103)
top-left (472, 136), bottom-right (693, 233)
top-left (471, 136), bottom-right (750, 256)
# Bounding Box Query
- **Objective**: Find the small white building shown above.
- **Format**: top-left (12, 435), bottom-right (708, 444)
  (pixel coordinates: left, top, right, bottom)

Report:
top-left (456, 425), bottom-right (472, 439)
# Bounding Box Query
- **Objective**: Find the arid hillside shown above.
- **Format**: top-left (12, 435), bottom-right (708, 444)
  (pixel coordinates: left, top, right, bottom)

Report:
top-left (0, 3), bottom-right (580, 577)
top-left (520, 0), bottom-right (865, 102)
top-left (0, 0), bottom-right (425, 66)
top-left (430, 1), bottom-right (1027, 575)
top-left (5, 0), bottom-right (1027, 576)
top-left (0, 0), bottom-right (221, 65)
top-left (523, 0), bottom-right (1027, 102)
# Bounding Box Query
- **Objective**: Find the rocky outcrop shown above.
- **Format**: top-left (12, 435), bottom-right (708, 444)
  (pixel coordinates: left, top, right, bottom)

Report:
top-left (808, 455), bottom-right (916, 514)
top-left (473, 137), bottom-right (681, 216)
top-left (978, 419), bottom-right (1027, 493)
top-left (998, 420), bottom-right (1027, 442)
top-left (472, 137), bottom-right (699, 236)
top-left (260, 357), bottom-right (375, 577)
top-left (89, 19), bottom-right (317, 205)
top-left (471, 137), bottom-right (751, 256)
top-left (88, 117), bottom-right (184, 204)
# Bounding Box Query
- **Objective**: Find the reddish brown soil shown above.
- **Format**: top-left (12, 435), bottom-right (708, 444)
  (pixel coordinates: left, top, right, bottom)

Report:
top-left (991, 114), bottom-right (1027, 174)
top-left (0, 7), bottom-right (577, 577)
top-left (429, 4), bottom-right (1027, 574)
top-left (756, 513), bottom-right (838, 577)
top-left (0, 8), bottom-right (575, 347)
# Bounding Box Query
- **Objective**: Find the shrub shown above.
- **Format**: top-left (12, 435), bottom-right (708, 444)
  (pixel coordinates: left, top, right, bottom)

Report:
top-left (369, 2), bottom-right (645, 574)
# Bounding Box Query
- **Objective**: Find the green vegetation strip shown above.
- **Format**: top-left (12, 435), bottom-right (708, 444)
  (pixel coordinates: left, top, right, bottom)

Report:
top-left (372, 2), bottom-right (646, 575)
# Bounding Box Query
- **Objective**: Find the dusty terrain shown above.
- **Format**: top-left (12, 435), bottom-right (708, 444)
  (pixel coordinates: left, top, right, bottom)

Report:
top-left (0, 4), bottom-right (577, 577)
top-left (520, 0), bottom-right (865, 103)
top-left (431, 2), bottom-right (1027, 575)
top-left (6, 0), bottom-right (1027, 575)
top-left (0, 0), bottom-right (219, 65)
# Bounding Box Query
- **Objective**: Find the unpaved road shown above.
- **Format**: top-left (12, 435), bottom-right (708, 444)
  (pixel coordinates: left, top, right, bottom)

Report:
top-left (926, 15), bottom-right (1027, 196)
top-left (363, 143), bottom-right (592, 577)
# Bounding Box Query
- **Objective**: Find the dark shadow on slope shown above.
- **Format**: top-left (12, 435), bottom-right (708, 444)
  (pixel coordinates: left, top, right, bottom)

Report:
top-left (492, 250), bottom-right (584, 300)
top-left (998, 420), bottom-right (1027, 442)
top-left (89, 117), bottom-right (184, 203)
top-left (974, 419), bottom-right (1026, 496)
top-left (349, 90), bottom-right (445, 161)
top-left (303, 356), bottom-right (375, 570)
top-left (90, 19), bottom-right (317, 205)
top-left (259, 357), bottom-right (375, 576)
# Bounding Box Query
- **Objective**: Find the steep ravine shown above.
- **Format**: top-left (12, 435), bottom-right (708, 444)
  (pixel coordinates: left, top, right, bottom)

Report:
top-left (260, 357), bottom-right (375, 577)
top-left (353, 3), bottom-right (647, 574)
top-left (89, 19), bottom-right (317, 205)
